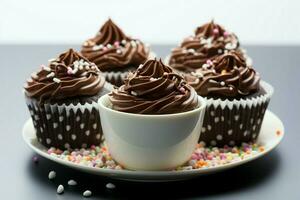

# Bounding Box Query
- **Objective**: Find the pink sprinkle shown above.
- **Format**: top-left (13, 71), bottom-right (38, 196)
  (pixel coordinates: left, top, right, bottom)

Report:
top-left (179, 87), bottom-right (185, 94)
top-left (220, 154), bottom-right (226, 160)
top-left (114, 41), bottom-right (120, 47)
top-left (33, 156), bottom-right (39, 163)
top-left (223, 31), bottom-right (230, 37)
top-left (207, 155), bottom-right (213, 160)
top-left (67, 67), bottom-right (73, 75)
top-left (103, 47), bottom-right (108, 51)
top-left (206, 59), bottom-right (213, 65)
top-left (47, 149), bottom-right (54, 154)
top-left (191, 154), bottom-right (198, 160)
top-left (213, 28), bottom-right (219, 35)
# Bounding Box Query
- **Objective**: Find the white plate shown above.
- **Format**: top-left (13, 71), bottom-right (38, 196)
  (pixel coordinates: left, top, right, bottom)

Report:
top-left (22, 110), bottom-right (284, 182)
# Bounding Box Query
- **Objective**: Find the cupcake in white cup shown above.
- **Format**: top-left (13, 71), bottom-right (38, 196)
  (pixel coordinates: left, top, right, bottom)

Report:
top-left (98, 59), bottom-right (206, 170)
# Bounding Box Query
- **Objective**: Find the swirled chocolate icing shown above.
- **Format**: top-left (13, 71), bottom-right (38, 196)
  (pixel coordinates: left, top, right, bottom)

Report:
top-left (185, 51), bottom-right (260, 98)
top-left (169, 21), bottom-right (241, 72)
top-left (24, 49), bottom-right (105, 102)
top-left (81, 19), bottom-right (150, 72)
top-left (109, 59), bottom-right (199, 114)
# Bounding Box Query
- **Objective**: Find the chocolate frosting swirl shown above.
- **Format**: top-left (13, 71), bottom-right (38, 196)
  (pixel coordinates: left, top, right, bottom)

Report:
top-left (169, 21), bottom-right (240, 72)
top-left (81, 19), bottom-right (150, 71)
top-left (24, 49), bottom-right (105, 102)
top-left (109, 59), bottom-right (199, 114)
top-left (185, 51), bottom-right (260, 98)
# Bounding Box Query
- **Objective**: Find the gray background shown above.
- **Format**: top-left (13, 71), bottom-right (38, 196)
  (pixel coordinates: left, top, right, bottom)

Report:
top-left (0, 45), bottom-right (299, 199)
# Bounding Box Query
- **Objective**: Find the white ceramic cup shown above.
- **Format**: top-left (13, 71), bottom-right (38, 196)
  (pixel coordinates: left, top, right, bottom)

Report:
top-left (98, 94), bottom-right (207, 171)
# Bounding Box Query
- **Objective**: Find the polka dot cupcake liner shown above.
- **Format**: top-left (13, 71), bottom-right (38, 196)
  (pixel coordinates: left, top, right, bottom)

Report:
top-left (102, 70), bottom-right (130, 87)
top-left (199, 81), bottom-right (274, 147)
top-left (25, 97), bottom-right (103, 149)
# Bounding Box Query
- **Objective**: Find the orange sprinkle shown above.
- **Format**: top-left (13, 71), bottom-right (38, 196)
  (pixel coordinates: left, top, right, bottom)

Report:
top-left (196, 160), bottom-right (207, 168)
top-left (259, 146), bottom-right (265, 152)
top-left (221, 69), bottom-right (227, 75)
top-left (276, 130), bottom-right (281, 136)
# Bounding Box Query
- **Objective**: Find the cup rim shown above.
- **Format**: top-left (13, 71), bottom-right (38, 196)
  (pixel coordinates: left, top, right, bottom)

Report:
top-left (98, 94), bottom-right (206, 118)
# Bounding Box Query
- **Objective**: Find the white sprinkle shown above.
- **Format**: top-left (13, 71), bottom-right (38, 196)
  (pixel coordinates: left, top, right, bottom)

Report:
top-left (229, 87), bottom-right (233, 91)
top-left (57, 185), bottom-right (64, 194)
top-left (106, 183), bottom-right (116, 189)
top-left (131, 41), bottom-right (137, 47)
top-left (116, 49), bottom-right (122, 54)
top-left (59, 116), bottom-right (64, 122)
top-left (85, 65), bottom-right (90, 70)
top-left (121, 39), bottom-right (126, 45)
top-left (42, 66), bottom-right (51, 72)
top-left (68, 180), bottom-right (77, 186)
top-left (48, 171), bottom-right (56, 180)
top-left (201, 127), bottom-right (206, 133)
top-left (220, 81), bottom-right (225, 86)
top-left (64, 143), bottom-right (70, 149)
top-left (202, 63), bottom-right (209, 69)
top-left (85, 130), bottom-right (90, 136)
top-left (218, 49), bottom-right (223, 54)
top-left (92, 45), bottom-right (101, 51)
top-left (131, 91), bottom-right (138, 96)
top-left (46, 72), bottom-right (55, 78)
top-left (79, 65), bottom-right (83, 70)
top-left (83, 190), bottom-right (92, 197)
top-left (48, 58), bottom-right (56, 62)
top-left (150, 77), bottom-right (157, 82)
top-left (228, 129), bottom-right (233, 135)
top-left (107, 44), bottom-right (112, 49)
top-left (187, 49), bottom-right (195, 53)
top-left (46, 114), bottom-right (51, 120)
top-left (76, 116), bottom-right (80, 122)
top-left (191, 72), bottom-right (203, 78)
top-left (53, 78), bottom-right (61, 83)
top-left (138, 64), bottom-right (143, 69)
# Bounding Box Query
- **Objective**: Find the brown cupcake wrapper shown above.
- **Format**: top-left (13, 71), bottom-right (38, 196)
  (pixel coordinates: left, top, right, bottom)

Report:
top-left (25, 97), bottom-right (103, 149)
top-left (199, 81), bottom-right (274, 147)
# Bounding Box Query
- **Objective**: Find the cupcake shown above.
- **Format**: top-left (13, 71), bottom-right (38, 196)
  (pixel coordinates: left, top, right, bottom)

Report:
top-left (98, 58), bottom-right (206, 170)
top-left (185, 51), bottom-right (273, 146)
top-left (81, 18), bottom-right (153, 87)
top-left (24, 49), bottom-right (112, 149)
top-left (109, 58), bottom-right (199, 114)
top-left (168, 20), bottom-right (250, 74)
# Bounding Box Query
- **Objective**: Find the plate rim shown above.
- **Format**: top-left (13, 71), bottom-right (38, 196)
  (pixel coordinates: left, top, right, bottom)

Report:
top-left (22, 110), bottom-right (284, 179)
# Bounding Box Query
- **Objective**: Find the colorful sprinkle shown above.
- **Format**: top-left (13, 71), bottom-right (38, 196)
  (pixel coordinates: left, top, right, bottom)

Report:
top-left (46, 141), bottom-right (264, 171)
top-left (213, 28), bottom-right (219, 35)
top-left (32, 156), bottom-right (39, 163)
